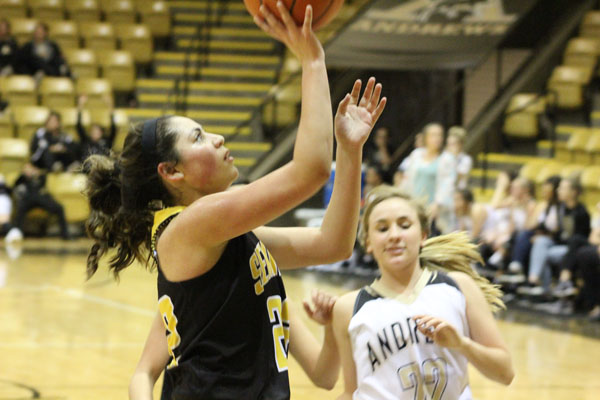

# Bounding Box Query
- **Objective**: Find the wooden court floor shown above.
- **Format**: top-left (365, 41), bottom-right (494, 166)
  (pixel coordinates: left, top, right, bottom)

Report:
top-left (1, 239), bottom-right (599, 400)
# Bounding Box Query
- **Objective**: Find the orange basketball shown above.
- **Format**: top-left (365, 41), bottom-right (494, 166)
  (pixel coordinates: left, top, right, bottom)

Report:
top-left (244, 0), bottom-right (345, 31)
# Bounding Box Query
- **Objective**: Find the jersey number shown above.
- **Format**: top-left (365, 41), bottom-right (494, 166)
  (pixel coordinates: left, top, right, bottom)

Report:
top-left (398, 358), bottom-right (448, 400)
top-left (158, 295), bottom-right (181, 369)
top-left (266, 295), bottom-right (290, 372)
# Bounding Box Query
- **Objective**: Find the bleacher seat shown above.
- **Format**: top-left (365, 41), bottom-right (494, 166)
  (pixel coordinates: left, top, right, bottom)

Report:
top-left (580, 11), bottom-right (600, 38)
top-left (64, 48), bottom-right (98, 78)
top-left (0, 138), bottom-right (29, 177)
top-left (65, 0), bottom-right (101, 23)
top-left (29, 0), bottom-right (65, 22)
top-left (46, 172), bottom-right (90, 222)
top-left (519, 159), bottom-right (547, 183)
top-left (104, 0), bottom-right (137, 25)
top-left (566, 130), bottom-right (593, 164)
top-left (262, 80), bottom-right (301, 128)
top-left (0, 0), bottom-right (27, 18)
top-left (547, 65), bottom-right (592, 110)
top-left (48, 20), bottom-right (80, 50)
top-left (0, 111), bottom-right (15, 138)
top-left (560, 164), bottom-right (585, 180)
top-left (76, 78), bottom-right (113, 109)
top-left (99, 50), bottom-right (135, 92)
top-left (581, 166), bottom-right (600, 208)
top-left (13, 105), bottom-right (50, 141)
top-left (5, 75), bottom-right (37, 106)
top-left (81, 22), bottom-right (117, 52)
top-left (138, 1), bottom-right (171, 37)
top-left (55, 106), bottom-right (89, 140)
top-left (503, 93), bottom-right (546, 139)
top-left (116, 24), bottom-right (153, 64)
top-left (111, 108), bottom-right (130, 150)
top-left (586, 132), bottom-right (600, 163)
top-left (564, 38), bottom-right (598, 70)
top-left (11, 19), bottom-right (38, 46)
top-left (39, 77), bottom-right (76, 108)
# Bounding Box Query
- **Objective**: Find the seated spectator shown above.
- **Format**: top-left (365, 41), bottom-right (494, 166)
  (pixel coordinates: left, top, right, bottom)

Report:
top-left (10, 163), bottom-right (70, 240)
top-left (364, 126), bottom-right (393, 173)
top-left (478, 172), bottom-right (536, 270)
top-left (30, 111), bottom-right (80, 172)
top-left (508, 175), bottom-right (561, 277)
top-left (553, 201), bottom-right (600, 298)
top-left (0, 19), bottom-right (18, 76)
top-left (446, 126), bottom-right (472, 189)
top-left (17, 22), bottom-right (69, 78)
top-left (451, 188), bottom-right (490, 240)
top-left (400, 123), bottom-right (455, 234)
top-left (0, 174), bottom-right (13, 237)
top-left (575, 228), bottom-right (600, 321)
top-left (519, 177), bottom-right (590, 295)
top-left (76, 95), bottom-right (116, 160)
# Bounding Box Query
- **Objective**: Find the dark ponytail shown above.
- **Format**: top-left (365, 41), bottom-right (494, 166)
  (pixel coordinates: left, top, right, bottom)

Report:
top-left (83, 116), bottom-right (179, 279)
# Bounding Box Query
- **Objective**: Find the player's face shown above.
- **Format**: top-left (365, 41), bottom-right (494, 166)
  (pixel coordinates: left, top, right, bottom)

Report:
top-left (366, 197), bottom-right (426, 274)
top-left (171, 116), bottom-right (238, 196)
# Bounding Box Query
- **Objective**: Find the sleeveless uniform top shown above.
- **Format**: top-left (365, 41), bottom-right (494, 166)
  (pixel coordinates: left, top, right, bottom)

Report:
top-left (349, 268), bottom-right (472, 400)
top-left (151, 207), bottom-right (290, 400)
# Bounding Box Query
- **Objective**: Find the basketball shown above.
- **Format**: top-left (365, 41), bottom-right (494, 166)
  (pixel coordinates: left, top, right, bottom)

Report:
top-left (243, 0), bottom-right (345, 30)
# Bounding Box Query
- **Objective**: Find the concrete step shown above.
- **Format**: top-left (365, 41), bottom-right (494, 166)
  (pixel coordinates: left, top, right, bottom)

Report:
top-left (174, 12), bottom-right (255, 26)
top-left (154, 65), bottom-right (276, 83)
top-left (173, 26), bottom-right (268, 40)
top-left (136, 79), bottom-right (272, 94)
top-left (138, 93), bottom-right (264, 111)
top-left (175, 39), bottom-right (276, 54)
top-left (153, 52), bottom-right (280, 67)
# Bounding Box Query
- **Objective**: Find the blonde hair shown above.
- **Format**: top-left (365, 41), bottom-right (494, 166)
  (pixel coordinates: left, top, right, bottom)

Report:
top-left (448, 126), bottom-right (466, 143)
top-left (359, 185), bottom-right (505, 312)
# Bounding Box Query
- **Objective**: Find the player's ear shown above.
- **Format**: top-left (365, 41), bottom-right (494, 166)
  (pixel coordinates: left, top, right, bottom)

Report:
top-left (158, 161), bottom-right (183, 183)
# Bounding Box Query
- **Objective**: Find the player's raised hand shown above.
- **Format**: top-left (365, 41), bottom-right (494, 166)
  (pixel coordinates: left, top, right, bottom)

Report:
top-left (303, 289), bottom-right (338, 326)
top-left (254, 2), bottom-right (324, 63)
top-left (335, 77), bottom-right (387, 150)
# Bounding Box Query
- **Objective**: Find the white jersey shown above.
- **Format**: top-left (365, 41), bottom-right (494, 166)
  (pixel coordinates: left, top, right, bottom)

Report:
top-left (349, 269), bottom-right (472, 400)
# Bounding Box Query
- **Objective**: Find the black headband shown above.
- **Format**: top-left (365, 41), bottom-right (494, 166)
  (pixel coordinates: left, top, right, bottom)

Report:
top-left (141, 118), bottom-right (159, 156)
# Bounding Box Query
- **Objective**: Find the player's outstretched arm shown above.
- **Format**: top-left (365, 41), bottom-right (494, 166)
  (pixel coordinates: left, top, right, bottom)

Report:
top-left (255, 78), bottom-right (386, 269)
top-left (289, 290), bottom-right (340, 389)
top-left (129, 312), bottom-right (170, 400)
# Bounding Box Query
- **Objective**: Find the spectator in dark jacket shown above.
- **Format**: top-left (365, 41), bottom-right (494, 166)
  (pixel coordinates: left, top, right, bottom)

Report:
top-left (76, 95), bottom-right (116, 160)
top-left (519, 177), bottom-right (590, 295)
top-left (18, 22), bottom-right (69, 78)
top-left (10, 163), bottom-right (70, 240)
top-left (30, 111), bottom-right (80, 172)
top-left (0, 19), bottom-right (18, 76)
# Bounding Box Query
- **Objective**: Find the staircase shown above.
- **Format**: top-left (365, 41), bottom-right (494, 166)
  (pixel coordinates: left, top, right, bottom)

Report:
top-left (129, 0), bottom-right (280, 176)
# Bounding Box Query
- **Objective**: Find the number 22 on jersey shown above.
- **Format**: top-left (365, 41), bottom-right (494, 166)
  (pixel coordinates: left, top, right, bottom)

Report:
top-left (159, 295), bottom-right (182, 369)
top-left (267, 295), bottom-right (290, 372)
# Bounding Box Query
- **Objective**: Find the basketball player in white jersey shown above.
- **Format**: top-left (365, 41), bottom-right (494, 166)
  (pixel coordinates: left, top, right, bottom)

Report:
top-left (332, 185), bottom-right (514, 400)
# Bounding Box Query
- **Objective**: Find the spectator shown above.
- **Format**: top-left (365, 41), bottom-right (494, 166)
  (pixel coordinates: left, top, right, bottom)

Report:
top-left (519, 177), bottom-right (590, 295)
top-left (508, 175), bottom-right (561, 277)
top-left (400, 122), bottom-right (455, 234)
top-left (575, 230), bottom-right (600, 321)
top-left (0, 19), bottom-right (18, 76)
top-left (30, 111), bottom-right (80, 172)
top-left (478, 172), bottom-right (536, 270)
top-left (0, 174), bottom-right (13, 237)
top-left (17, 22), bottom-right (69, 78)
top-left (446, 126), bottom-right (472, 189)
top-left (553, 201), bottom-right (600, 298)
top-left (10, 163), bottom-right (70, 240)
top-left (363, 163), bottom-right (385, 199)
top-left (76, 95), bottom-right (116, 160)
top-left (364, 126), bottom-right (393, 172)
top-left (394, 131), bottom-right (423, 186)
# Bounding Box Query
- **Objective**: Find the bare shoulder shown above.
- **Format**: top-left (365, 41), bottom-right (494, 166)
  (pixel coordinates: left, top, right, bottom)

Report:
top-left (447, 271), bottom-right (479, 294)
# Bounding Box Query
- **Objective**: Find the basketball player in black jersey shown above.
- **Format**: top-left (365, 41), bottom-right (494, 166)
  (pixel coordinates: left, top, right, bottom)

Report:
top-left (83, 3), bottom-right (386, 399)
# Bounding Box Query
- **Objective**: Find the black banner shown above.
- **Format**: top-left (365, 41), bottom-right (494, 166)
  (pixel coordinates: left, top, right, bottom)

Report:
top-left (326, 0), bottom-right (539, 70)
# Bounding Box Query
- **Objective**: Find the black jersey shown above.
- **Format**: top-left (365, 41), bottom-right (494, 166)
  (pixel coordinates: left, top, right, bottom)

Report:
top-left (151, 207), bottom-right (290, 400)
